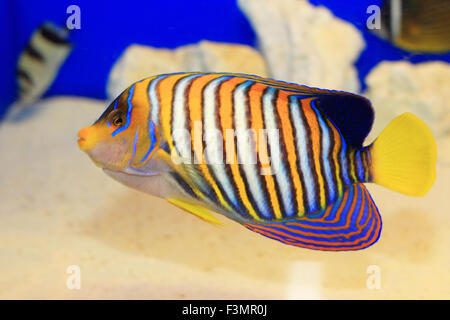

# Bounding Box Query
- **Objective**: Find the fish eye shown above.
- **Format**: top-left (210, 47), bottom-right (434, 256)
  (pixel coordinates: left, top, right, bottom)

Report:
top-left (109, 110), bottom-right (125, 127)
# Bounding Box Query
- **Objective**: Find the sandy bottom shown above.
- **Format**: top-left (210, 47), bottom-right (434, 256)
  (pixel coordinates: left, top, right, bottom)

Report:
top-left (0, 97), bottom-right (449, 299)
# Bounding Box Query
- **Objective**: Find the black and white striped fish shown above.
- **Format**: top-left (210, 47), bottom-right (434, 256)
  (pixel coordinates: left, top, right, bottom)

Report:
top-left (15, 22), bottom-right (72, 108)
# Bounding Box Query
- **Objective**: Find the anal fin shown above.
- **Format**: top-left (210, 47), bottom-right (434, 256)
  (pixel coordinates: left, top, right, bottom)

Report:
top-left (167, 198), bottom-right (223, 226)
top-left (243, 184), bottom-right (382, 251)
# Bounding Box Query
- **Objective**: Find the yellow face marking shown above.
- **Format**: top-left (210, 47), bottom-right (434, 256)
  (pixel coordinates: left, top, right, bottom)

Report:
top-left (128, 78), bottom-right (158, 166)
top-left (77, 125), bottom-right (99, 152)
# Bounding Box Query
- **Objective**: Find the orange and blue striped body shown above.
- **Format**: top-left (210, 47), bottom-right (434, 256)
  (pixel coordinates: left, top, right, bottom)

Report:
top-left (99, 72), bottom-right (382, 251)
top-left (79, 71), bottom-right (438, 252)
top-left (131, 73), bottom-right (370, 212)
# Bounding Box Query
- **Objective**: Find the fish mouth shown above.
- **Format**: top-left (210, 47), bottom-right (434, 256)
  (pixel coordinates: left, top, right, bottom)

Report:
top-left (77, 137), bottom-right (87, 150)
top-left (77, 136), bottom-right (101, 153)
top-left (77, 126), bottom-right (98, 152)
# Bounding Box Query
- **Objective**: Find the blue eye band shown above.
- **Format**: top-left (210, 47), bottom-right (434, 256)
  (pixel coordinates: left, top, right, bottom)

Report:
top-left (111, 84), bottom-right (135, 137)
top-left (138, 121), bottom-right (157, 165)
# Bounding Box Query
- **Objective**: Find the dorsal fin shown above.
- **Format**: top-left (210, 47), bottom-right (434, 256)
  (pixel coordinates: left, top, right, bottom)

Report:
top-left (311, 93), bottom-right (374, 149)
top-left (155, 72), bottom-right (374, 149)
top-left (224, 73), bottom-right (374, 149)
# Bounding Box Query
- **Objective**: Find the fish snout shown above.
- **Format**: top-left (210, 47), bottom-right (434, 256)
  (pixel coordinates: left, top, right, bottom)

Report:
top-left (77, 126), bottom-right (97, 151)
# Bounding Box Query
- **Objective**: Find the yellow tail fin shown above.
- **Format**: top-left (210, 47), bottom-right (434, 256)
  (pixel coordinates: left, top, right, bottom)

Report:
top-left (370, 112), bottom-right (437, 196)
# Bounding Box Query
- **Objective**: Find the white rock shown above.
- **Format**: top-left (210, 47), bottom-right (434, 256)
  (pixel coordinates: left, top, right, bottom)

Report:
top-left (364, 61), bottom-right (450, 164)
top-left (107, 41), bottom-right (268, 99)
top-left (238, 0), bottom-right (364, 92)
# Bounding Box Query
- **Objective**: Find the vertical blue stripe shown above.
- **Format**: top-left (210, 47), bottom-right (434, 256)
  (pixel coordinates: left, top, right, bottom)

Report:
top-left (340, 138), bottom-right (351, 185)
top-left (139, 121), bottom-right (157, 164)
top-left (263, 88), bottom-right (295, 217)
top-left (202, 76), bottom-right (243, 211)
top-left (315, 107), bottom-right (336, 202)
top-left (289, 96), bottom-right (317, 212)
top-left (356, 150), bottom-right (365, 182)
top-left (235, 81), bottom-right (271, 219)
top-left (129, 129), bottom-right (139, 164)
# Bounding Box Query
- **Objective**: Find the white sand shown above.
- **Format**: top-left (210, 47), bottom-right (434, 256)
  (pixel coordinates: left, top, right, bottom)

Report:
top-left (0, 97), bottom-right (449, 299)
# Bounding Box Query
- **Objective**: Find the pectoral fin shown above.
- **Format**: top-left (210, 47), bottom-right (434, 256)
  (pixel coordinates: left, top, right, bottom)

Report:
top-left (166, 198), bottom-right (223, 226)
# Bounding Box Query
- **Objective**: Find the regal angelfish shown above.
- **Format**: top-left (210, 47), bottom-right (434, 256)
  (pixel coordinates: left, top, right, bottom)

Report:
top-left (78, 72), bottom-right (437, 251)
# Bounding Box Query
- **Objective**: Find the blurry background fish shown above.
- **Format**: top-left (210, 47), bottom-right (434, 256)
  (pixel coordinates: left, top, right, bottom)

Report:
top-left (12, 22), bottom-right (72, 116)
top-left (373, 0), bottom-right (450, 53)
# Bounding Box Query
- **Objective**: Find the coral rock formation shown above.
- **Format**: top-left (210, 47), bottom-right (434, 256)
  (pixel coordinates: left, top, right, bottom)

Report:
top-left (364, 61), bottom-right (450, 163)
top-left (107, 41), bottom-right (268, 99)
top-left (238, 0), bottom-right (364, 92)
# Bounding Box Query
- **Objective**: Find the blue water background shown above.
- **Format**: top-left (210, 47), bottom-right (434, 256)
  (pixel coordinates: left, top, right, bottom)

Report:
top-left (1, 0), bottom-right (449, 119)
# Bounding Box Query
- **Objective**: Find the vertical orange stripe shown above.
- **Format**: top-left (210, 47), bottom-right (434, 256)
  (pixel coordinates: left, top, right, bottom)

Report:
top-left (159, 73), bottom-right (191, 151)
top-left (219, 77), bottom-right (260, 220)
top-left (302, 99), bottom-right (326, 209)
top-left (276, 91), bottom-right (305, 216)
top-left (129, 78), bottom-right (153, 165)
top-left (188, 74), bottom-right (232, 210)
top-left (349, 149), bottom-right (357, 182)
top-left (329, 118), bottom-right (343, 196)
top-left (249, 83), bottom-right (283, 219)
top-left (130, 78), bottom-right (151, 126)
top-left (157, 73), bottom-right (208, 200)
top-left (188, 74), bottom-right (220, 162)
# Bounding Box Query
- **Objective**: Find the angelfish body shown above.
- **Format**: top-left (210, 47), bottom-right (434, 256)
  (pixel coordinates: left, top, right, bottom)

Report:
top-left (78, 72), bottom-right (437, 251)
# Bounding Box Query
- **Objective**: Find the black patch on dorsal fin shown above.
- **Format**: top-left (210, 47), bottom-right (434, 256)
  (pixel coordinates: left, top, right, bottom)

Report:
top-left (312, 93), bottom-right (374, 149)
